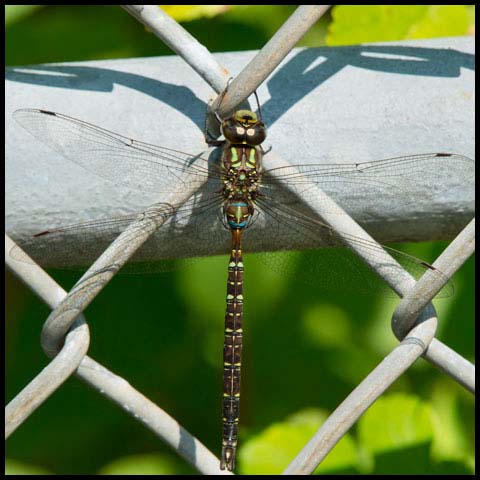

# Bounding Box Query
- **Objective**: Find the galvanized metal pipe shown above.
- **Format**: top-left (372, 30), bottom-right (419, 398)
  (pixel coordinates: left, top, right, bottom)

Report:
top-left (6, 37), bottom-right (474, 261)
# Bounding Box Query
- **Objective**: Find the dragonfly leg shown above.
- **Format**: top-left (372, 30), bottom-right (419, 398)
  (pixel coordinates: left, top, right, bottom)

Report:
top-left (205, 130), bottom-right (226, 147)
top-left (261, 144), bottom-right (272, 155)
top-left (204, 77), bottom-right (233, 143)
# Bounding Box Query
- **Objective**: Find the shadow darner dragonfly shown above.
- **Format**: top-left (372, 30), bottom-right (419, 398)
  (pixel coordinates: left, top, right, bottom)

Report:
top-left (11, 105), bottom-right (473, 471)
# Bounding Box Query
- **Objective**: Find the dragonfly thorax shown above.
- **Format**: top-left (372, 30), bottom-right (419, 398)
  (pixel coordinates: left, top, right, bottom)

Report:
top-left (220, 111), bottom-right (264, 232)
top-left (222, 166), bottom-right (259, 230)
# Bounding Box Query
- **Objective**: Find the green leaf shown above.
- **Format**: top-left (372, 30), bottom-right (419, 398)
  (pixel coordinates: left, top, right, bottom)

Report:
top-left (160, 5), bottom-right (231, 23)
top-left (465, 5), bottom-right (475, 35)
top-left (430, 378), bottom-right (473, 471)
top-left (6, 458), bottom-right (51, 475)
top-left (407, 5), bottom-right (470, 39)
top-left (357, 392), bottom-right (438, 473)
top-left (301, 303), bottom-right (351, 348)
top-left (327, 5), bottom-right (471, 46)
top-left (239, 408), bottom-right (358, 474)
top-left (429, 459), bottom-right (473, 475)
top-left (358, 393), bottom-right (433, 454)
top-left (5, 5), bottom-right (45, 27)
top-left (97, 453), bottom-right (187, 475)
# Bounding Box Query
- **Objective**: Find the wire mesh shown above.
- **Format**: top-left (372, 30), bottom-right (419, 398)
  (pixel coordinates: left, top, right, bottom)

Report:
top-left (5, 5), bottom-right (475, 475)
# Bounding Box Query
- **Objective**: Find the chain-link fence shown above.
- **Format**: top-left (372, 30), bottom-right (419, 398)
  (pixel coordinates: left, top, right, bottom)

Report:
top-left (5, 5), bottom-right (475, 475)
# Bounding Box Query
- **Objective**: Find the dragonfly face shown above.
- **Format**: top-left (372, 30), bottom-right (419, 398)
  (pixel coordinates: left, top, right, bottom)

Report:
top-left (220, 109), bottom-right (267, 146)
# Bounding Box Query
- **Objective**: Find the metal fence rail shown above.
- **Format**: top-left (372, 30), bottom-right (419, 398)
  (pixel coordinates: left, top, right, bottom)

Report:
top-left (5, 5), bottom-right (475, 475)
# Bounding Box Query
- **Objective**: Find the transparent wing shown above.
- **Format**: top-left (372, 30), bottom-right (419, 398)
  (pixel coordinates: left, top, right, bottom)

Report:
top-left (244, 187), bottom-right (453, 299)
top-left (9, 179), bottom-right (230, 272)
top-left (261, 153), bottom-right (474, 215)
top-left (13, 108), bottom-right (219, 194)
top-left (11, 109), bottom-right (471, 292)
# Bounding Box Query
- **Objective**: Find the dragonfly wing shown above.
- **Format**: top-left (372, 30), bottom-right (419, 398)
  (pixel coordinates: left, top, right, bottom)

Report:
top-left (13, 109), bottom-right (219, 194)
top-left (10, 180), bottom-right (227, 272)
top-left (247, 195), bottom-right (453, 298)
top-left (261, 153), bottom-right (474, 216)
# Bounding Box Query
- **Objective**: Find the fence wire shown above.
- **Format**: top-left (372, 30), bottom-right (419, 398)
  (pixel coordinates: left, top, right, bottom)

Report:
top-left (5, 5), bottom-right (475, 475)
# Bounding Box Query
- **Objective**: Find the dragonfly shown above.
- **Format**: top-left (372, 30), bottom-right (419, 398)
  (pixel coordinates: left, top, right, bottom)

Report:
top-left (10, 100), bottom-right (473, 471)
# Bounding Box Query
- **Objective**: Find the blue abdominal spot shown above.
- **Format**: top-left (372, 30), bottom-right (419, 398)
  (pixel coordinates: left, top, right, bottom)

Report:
top-left (228, 220), bottom-right (248, 229)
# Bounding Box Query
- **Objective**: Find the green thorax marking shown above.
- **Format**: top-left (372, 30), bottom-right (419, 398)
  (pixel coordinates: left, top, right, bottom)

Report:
top-left (227, 146), bottom-right (259, 171)
top-left (246, 148), bottom-right (256, 168)
top-left (230, 147), bottom-right (241, 168)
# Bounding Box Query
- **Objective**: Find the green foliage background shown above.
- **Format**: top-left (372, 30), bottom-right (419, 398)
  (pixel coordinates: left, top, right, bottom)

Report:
top-left (5, 5), bottom-right (475, 475)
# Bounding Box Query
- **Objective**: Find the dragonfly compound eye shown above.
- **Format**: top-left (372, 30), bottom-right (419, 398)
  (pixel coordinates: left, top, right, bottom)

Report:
top-left (222, 118), bottom-right (267, 146)
top-left (246, 123), bottom-right (267, 145)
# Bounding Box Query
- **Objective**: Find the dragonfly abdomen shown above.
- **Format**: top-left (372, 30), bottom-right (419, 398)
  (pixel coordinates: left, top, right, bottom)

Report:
top-left (221, 229), bottom-right (244, 471)
top-left (225, 201), bottom-right (251, 229)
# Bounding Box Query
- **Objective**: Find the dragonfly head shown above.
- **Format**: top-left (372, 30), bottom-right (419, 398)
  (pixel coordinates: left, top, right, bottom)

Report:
top-left (221, 109), bottom-right (267, 146)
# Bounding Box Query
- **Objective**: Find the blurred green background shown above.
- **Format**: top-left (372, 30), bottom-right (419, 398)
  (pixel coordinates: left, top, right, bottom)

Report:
top-left (5, 5), bottom-right (475, 475)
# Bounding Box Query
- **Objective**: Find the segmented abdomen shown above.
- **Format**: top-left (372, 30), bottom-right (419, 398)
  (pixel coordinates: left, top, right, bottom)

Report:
top-left (220, 232), bottom-right (244, 471)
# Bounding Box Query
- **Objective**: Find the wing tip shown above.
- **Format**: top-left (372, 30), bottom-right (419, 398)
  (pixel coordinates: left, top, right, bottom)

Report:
top-left (13, 108), bottom-right (55, 117)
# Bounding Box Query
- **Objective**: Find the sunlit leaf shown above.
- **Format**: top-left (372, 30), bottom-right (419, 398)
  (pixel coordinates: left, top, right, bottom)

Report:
top-left (97, 453), bottom-right (186, 475)
top-left (161, 5), bottom-right (231, 23)
top-left (358, 393), bottom-right (433, 453)
top-left (5, 5), bottom-right (44, 27)
top-left (430, 379), bottom-right (473, 467)
top-left (5, 459), bottom-right (51, 475)
top-left (407, 6), bottom-right (470, 39)
top-left (465, 5), bottom-right (475, 35)
top-left (239, 408), bottom-right (358, 474)
top-left (327, 5), bottom-right (471, 46)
